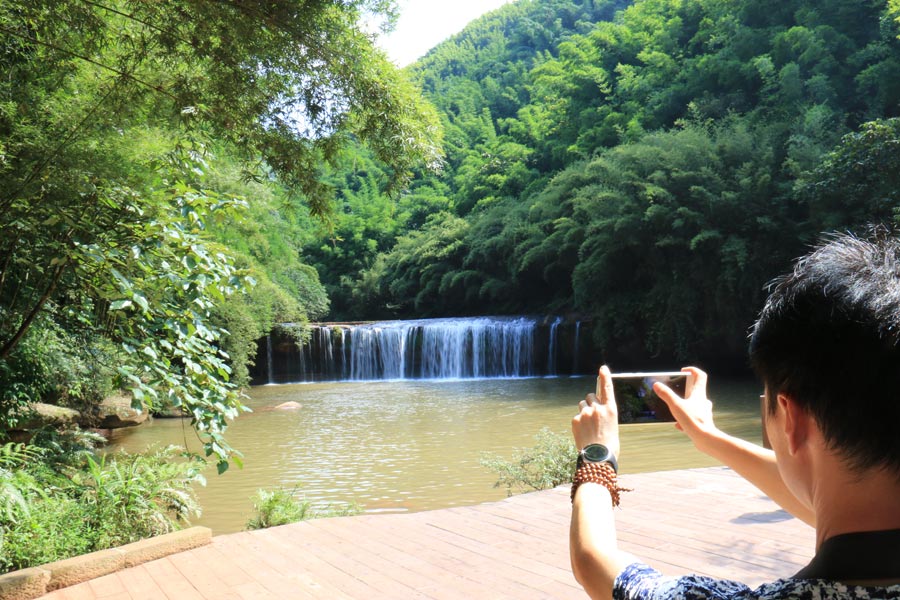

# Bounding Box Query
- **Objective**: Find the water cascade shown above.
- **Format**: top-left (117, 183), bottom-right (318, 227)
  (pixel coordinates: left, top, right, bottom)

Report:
top-left (572, 321), bottom-right (581, 375)
top-left (546, 316), bottom-right (563, 376)
top-left (256, 316), bottom-right (592, 384)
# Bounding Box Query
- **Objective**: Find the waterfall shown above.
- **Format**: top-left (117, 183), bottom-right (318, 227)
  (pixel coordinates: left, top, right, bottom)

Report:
top-left (546, 316), bottom-right (563, 376)
top-left (572, 321), bottom-right (582, 374)
top-left (266, 334), bottom-right (274, 384)
top-left (318, 326), bottom-right (335, 377)
top-left (258, 316), bottom-right (593, 383)
top-left (340, 328), bottom-right (347, 379)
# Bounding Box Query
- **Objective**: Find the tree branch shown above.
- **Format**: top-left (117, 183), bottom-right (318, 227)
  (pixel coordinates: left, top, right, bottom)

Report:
top-left (0, 264), bottom-right (67, 360)
top-left (0, 24), bottom-right (175, 100)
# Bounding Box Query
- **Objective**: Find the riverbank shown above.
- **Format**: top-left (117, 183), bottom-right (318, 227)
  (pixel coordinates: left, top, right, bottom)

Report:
top-left (25, 467), bottom-right (814, 600)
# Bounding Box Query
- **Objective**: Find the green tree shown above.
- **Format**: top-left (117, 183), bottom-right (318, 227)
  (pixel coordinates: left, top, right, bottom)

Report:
top-left (0, 0), bottom-right (442, 467)
top-left (800, 118), bottom-right (900, 231)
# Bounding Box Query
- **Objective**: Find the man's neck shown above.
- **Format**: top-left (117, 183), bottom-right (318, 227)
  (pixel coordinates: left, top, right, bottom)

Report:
top-left (812, 461), bottom-right (900, 549)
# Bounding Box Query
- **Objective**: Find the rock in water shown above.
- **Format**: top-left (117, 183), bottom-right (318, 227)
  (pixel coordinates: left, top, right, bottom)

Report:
top-left (274, 401), bottom-right (303, 410)
top-left (91, 395), bottom-right (150, 429)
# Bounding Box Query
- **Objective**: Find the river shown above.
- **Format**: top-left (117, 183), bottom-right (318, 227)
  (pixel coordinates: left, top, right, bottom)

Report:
top-left (107, 375), bottom-right (763, 534)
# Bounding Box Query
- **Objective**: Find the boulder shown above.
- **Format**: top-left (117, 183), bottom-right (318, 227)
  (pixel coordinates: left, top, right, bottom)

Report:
top-left (90, 395), bottom-right (149, 429)
top-left (4, 403), bottom-right (82, 442)
top-left (274, 401), bottom-right (303, 410)
top-left (20, 403), bottom-right (82, 428)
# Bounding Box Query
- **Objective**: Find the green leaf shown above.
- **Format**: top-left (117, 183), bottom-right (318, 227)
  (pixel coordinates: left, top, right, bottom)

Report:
top-left (110, 299), bottom-right (133, 311)
top-left (132, 292), bottom-right (150, 312)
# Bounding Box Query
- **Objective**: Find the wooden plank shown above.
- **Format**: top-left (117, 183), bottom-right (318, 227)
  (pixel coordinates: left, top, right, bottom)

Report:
top-left (41, 586), bottom-right (96, 600)
top-left (166, 548), bottom-right (244, 600)
top-left (141, 558), bottom-right (205, 600)
top-left (214, 531), bottom-right (322, 600)
top-left (327, 512), bottom-right (526, 599)
top-left (274, 519), bottom-right (435, 599)
top-left (259, 525), bottom-right (382, 599)
top-left (178, 544), bottom-right (255, 590)
top-left (86, 573), bottom-right (126, 598)
top-left (34, 467), bottom-right (815, 600)
top-left (312, 510), bottom-right (544, 600)
top-left (112, 566), bottom-right (166, 600)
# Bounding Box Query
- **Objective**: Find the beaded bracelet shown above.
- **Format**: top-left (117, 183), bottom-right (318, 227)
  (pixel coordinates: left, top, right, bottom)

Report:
top-left (570, 460), bottom-right (630, 506)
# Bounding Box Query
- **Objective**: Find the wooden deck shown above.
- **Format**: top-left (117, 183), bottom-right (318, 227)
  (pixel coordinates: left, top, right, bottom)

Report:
top-left (37, 467), bottom-right (815, 599)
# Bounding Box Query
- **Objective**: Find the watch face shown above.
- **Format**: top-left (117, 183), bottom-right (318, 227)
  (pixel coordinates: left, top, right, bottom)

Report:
top-left (583, 443), bottom-right (610, 462)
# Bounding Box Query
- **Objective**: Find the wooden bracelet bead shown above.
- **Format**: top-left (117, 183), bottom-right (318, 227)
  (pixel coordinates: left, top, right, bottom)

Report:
top-left (570, 461), bottom-right (631, 506)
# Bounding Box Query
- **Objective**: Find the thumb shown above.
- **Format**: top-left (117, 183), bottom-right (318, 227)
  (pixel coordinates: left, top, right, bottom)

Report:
top-left (654, 381), bottom-right (687, 420)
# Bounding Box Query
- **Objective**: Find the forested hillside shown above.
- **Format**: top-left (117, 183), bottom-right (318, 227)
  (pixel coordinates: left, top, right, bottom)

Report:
top-left (308, 0), bottom-right (900, 367)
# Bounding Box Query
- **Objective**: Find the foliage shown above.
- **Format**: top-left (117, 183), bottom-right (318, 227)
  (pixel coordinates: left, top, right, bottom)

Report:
top-left (568, 120), bottom-right (801, 362)
top-left (800, 118), bottom-right (900, 231)
top-left (318, 0), bottom-right (900, 369)
top-left (355, 212), bottom-right (472, 316)
top-left (480, 428), bottom-right (577, 496)
top-left (0, 443), bottom-right (43, 525)
top-left (72, 447), bottom-right (205, 548)
top-left (0, 443), bottom-right (205, 573)
top-left (0, 0), bottom-right (443, 467)
top-left (0, 495), bottom-right (95, 572)
top-left (29, 427), bottom-right (108, 469)
top-left (0, 314), bottom-right (118, 430)
top-left (305, 0), bottom-right (625, 318)
top-left (246, 488), bottom-right (361, 530)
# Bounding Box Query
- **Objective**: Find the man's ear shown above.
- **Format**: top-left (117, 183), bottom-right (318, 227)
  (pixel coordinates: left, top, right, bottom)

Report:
top-left (778, 393), bottom-right (810, 455)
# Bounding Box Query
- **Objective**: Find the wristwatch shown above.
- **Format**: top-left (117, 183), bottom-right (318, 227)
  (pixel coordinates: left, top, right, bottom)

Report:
top-left (579, 443), bottom-right (618, 473)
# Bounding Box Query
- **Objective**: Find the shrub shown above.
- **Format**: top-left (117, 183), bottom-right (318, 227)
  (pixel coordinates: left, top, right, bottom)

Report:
top-left (0, 314), bottom-right (118, 431)
top-left (246, 488), bottom-right (360, 530)
top-left (0, 441), bottom-right (206, 574)
top-left (480, 428), bottom-right (577, 496)
top-left (74, 446), bottom-right (205, 548)
top-left (0, 444), bottom-right (43, 524)
top-left (0, 496), bottom-right (95, 572)
top-left (30, 427), bottom-right (108, 469)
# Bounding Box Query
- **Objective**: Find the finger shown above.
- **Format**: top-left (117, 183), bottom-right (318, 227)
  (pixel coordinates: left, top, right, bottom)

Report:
top-left (579, 400), bottom-right (588, 411)
top-left (597, 365), bottom-right (615, 405)
top-left (653, 381), bottom-right (683, 413)
top-left (681, 366), bottom-right (707, 399)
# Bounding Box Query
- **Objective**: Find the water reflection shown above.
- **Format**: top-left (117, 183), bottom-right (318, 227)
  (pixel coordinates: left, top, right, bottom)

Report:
top-left (107, 376), bottom-right (762, 534)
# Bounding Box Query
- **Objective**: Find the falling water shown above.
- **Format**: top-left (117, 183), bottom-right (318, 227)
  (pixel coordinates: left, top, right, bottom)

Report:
top-left (318, 326), bottom-right (335, 377)
top-left (546, 316), bottom-right (563, 376)
top-left (340, 328), bottom-right (348, 380)
top-left (572, 321), bottom-right (581, 375)
top-left (268, 316), bottom-right (552, 382)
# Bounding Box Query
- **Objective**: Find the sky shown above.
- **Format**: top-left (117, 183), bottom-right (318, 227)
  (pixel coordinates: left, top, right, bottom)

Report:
top-left (376, 0), bottom-right (514, 66)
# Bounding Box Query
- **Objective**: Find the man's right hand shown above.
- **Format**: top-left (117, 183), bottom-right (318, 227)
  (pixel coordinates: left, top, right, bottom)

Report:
top-left (653, 367), bottom-right (721, 452)
top-left (655, 367), bottom-right (816, 526)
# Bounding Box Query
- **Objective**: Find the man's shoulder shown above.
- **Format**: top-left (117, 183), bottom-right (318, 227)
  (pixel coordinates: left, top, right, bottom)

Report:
top-left (615, 562), bottom-right (900, 600)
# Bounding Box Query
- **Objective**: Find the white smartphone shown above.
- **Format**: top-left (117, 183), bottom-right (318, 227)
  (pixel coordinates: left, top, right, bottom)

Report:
top-left (601, 371), bottom-right (688, 422)
top-left (602, 371), bottom-right (687, 396)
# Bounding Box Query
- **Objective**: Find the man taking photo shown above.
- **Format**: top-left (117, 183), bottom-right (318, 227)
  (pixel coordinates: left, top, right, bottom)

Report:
top-left (570, 232), bottom-right (900, 599)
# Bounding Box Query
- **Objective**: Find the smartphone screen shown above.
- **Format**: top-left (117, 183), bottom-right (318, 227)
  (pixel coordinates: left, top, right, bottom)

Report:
top-left (604, 371), bottom-right (687, 423)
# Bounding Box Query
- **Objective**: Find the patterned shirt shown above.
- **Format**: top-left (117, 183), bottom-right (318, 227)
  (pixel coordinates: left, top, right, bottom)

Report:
top-left (614, 562), bottom-right (900, 600)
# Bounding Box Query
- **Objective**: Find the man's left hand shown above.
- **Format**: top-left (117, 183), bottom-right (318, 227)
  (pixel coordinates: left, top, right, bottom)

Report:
top-left (572, 365), bottom-right (621, 457)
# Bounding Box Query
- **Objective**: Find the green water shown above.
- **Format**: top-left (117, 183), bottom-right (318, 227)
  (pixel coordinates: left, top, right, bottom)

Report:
top-left (107, 376), bottom-right (763, 534)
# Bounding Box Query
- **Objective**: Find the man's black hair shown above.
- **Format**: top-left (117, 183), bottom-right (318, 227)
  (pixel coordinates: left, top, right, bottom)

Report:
top-left (749, 231), bottom-right (900, 475)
